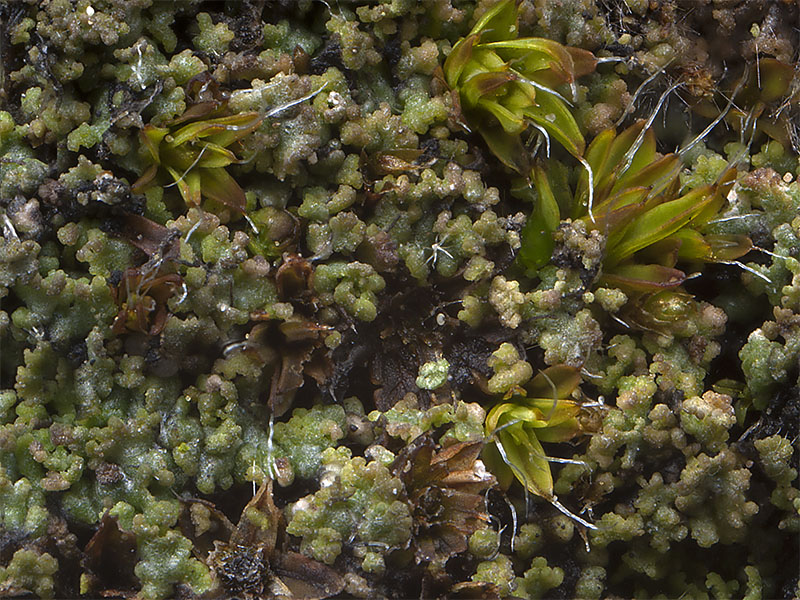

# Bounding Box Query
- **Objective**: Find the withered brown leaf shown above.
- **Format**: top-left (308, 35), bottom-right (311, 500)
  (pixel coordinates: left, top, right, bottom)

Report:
top-left (206, 482), bottom-right (344, 600)
top-left (80, 512), bottom-right (139, 598)
top-left (392, 435), bottom-right (496, 568)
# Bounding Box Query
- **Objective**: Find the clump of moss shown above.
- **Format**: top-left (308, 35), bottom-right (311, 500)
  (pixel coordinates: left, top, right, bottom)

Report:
top-left (285, 447), bottom-right (412, 567)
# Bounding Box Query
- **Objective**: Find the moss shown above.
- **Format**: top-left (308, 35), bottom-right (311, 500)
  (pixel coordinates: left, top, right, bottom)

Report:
top-left (544, 514), bottom-right (574, 543)
top-left (325, 13), bottom-right (382, 71)
top-left (740, 308), bottom-right (800, 409)
top-left (590, 511), bottom-right (645, 548)
top-left (751, 141), bottom-right (799, 176)
top-left (193, 13), bottom-right (234, 56)
top-left (285, 447), bottom-right (412, 564)
top-left (263, 19), bottom-right (320, 56)
top-left (0, 112), bottom-right (48, 198)
top-left (0, 477), bottom-right (48, 537)
top-left (472, 554), bottom-right (517, 597)
top-left (675, 450), bottom-right (760, 547)
top-left (486, 342), bottom-right (533, 395)
top-left (415, 358), bottom-right (450, 390)
top-left (679, 391), bottom-right (737, 453)
top-left (739, 169), bottom-right (800, 236)
top-left (273, 405), bottom-right (347, 480)
top-left (340, 103), bottom-right (418, 152)
top-left (147, 5), bottom-right (178, 53)
top-left (74, 229), bottom-right (137, 278)
top-left (369, 397), bottom-right (485, 443)
top-left (162, 49), bottom-right (207, 86)
top-left (457, 293), bottom-right (490, 327)
top-left (489, 276), bottom-right (526, 329)
top-left (66, 121), bottom-right (108, 152)
top-left (399, 77), bottom-right (448, 135)
top-left (135, 530), bottom-right (212, 599)
top-left (313, 262), bottom-right (385, 321)
top-left (0, 237), bottom-right (41, 294)
top-left (361, 550), bottom-right (385, 574)
top-left (742, 566), bottom-right (764, 600)
top-left (755, 434), bottom-right (798, 488)
top-left (536, 308), bottom-right (603, 367)
top-left (633, 473), bottom-right (688, 552)
top-left (649, 341), bottom-right (709, 398)
top-left (515, 556), bottom-right (564, 600)
top-left (574, 566), bottom-right (606, 600)
top-left (468, 528), bottom-right (500, 560)
top-left (0, 548), bottom-right (58, 599)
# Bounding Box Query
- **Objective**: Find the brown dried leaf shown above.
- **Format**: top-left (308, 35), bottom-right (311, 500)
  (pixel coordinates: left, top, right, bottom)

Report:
top-left (269, 341), bottom-right (313, 416)
top-left (119, 214), bottom-right (180, 259)
top-left (177, 497), bottom-right (235, 561)
top-left (207, 543), bottom-right (268, 600)
top-left (246, 319), bottom-right (332, 417)
top-left (278, 319), bottom-right (331, 343)
top-left (275, 254), bottom-right (314, 300)
top-left (270, 551), bottom-right (345, 600)
top-left (206, 482), bottom-right (279, 599)
top-left (393, 435), bottom-right (495, 567)
top-left (81, 513), bottom-right (139, 597)
top-left (448, 581), bottom-right (502, 599)
top-left (110, 269), bottom-right (184, 335)
top-left (206, 482), bottom-right (343, 600)
top-left (230, 480), bottom-right (280, 552)
top-left (356, 230), bottom-right (400, 273)
top-left (371, 345), bottom-right (426, 411)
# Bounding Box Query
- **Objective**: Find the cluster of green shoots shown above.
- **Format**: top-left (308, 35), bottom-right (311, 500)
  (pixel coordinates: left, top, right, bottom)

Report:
top-left (521, 122), bottom-right (752, 292)
top-left (444, 0), bottom-right (596, 177)
top-left (482, 365), bottom-right (597, 527)
top-left (132, 91), bottom-right (262, 218)
top-left (132, 77), bottom-right (327, 224)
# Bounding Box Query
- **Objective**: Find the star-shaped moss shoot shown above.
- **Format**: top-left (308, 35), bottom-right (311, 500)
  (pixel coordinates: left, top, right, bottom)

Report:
top-left (518, 119), bottom-right (752, 290)
top-left (443, 0), bottom-right (597, 175)
top-left (483, 365), bottom-right (582, 502)
top-left (132, 97), bottom-right (262, 217)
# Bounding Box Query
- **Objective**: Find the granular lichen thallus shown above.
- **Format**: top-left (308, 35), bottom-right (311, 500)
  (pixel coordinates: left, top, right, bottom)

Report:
top-left (3, 1), bottom-right (800, 598)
